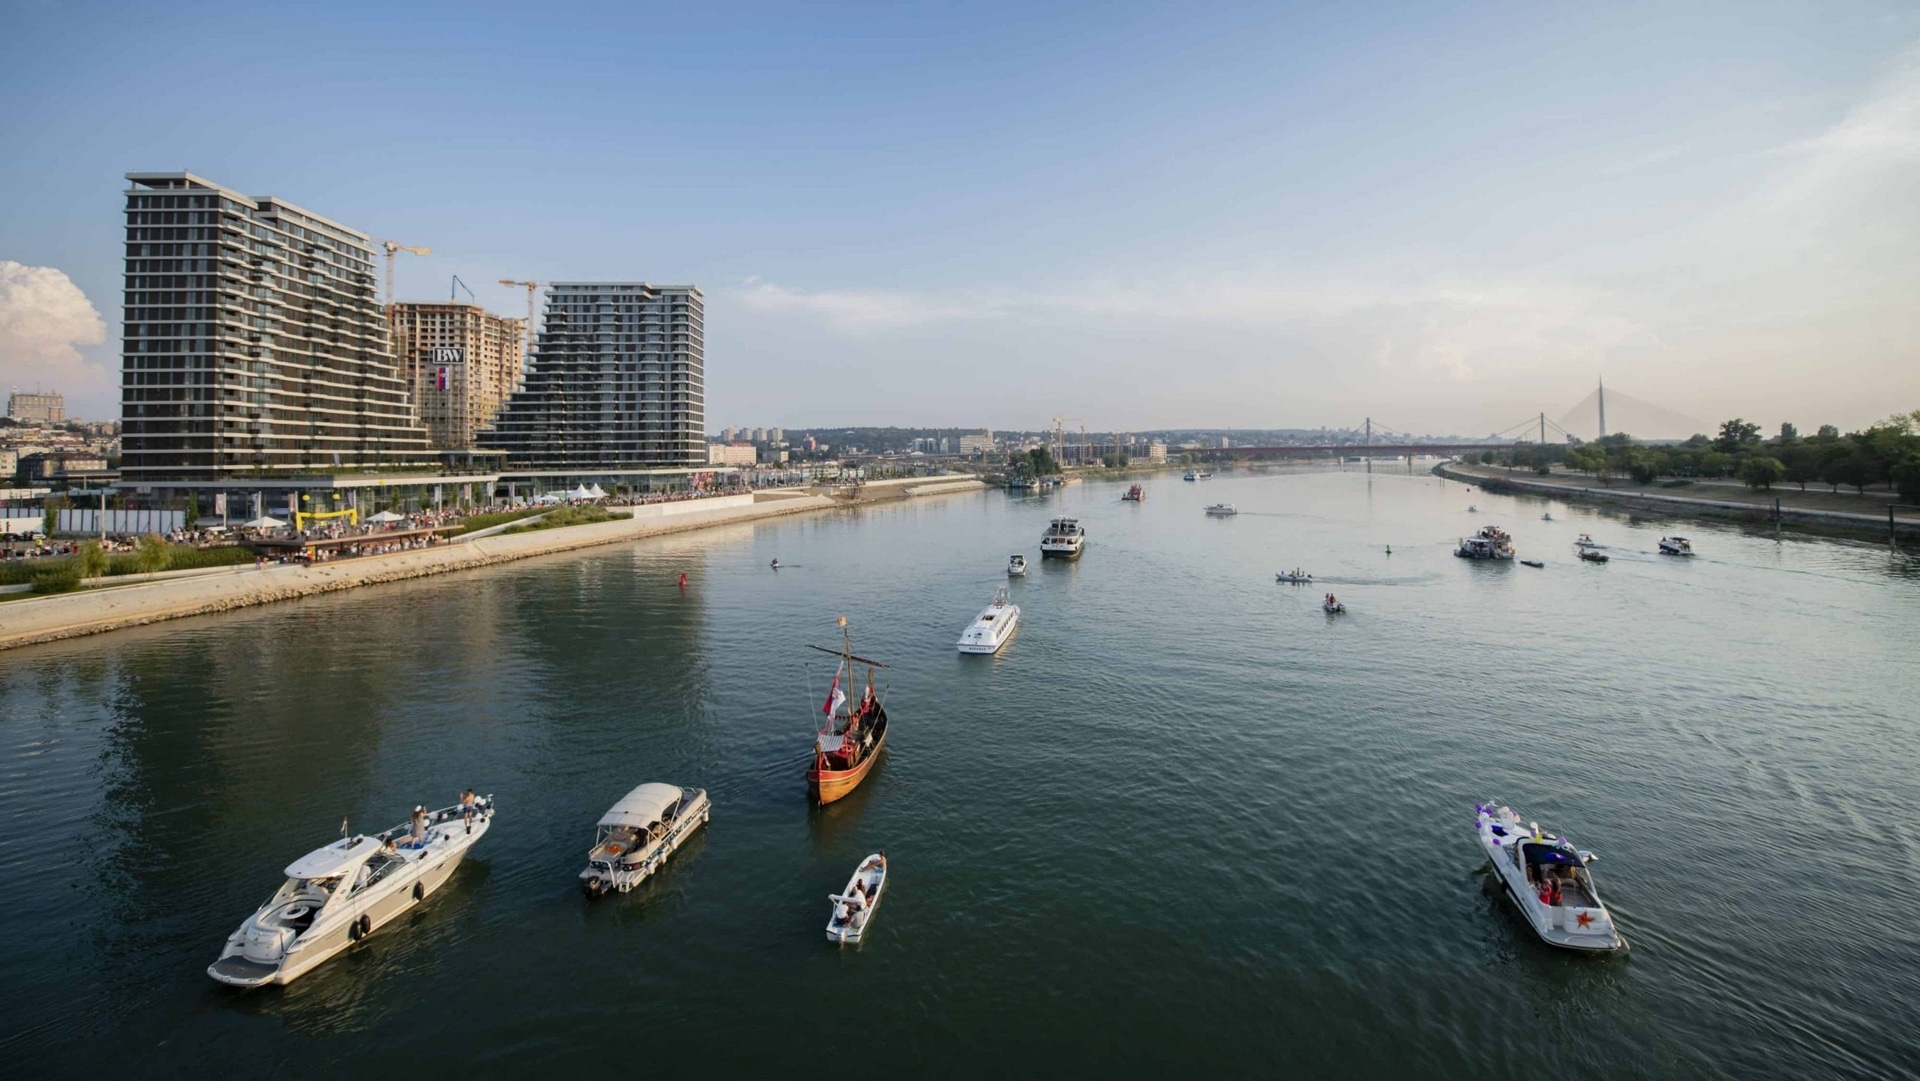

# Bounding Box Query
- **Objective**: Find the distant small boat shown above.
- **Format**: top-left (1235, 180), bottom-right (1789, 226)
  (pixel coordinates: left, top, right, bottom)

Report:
top-left (1520, 559), bottom-right (1544, 568)
top-left (826, 853), bottom-right (887, 944)
top-left (1182, 471), bottom-right (1198, 481)
top-left (1468, 505), bottom-right (1479, 513)
top-left (1322, 593), bottom-right (1346, 614)
top-left (1541, 513), bottom-right (1554, 521)
top-left (1204, 503), bottom-right (1238, 517)
top-left (1575, 534), bottom-right (1600, 548)
top-left (1198, 472), bottom-right (1214, 480)
top-left (1007, 554), bottom-right (1027, 577)
top-left (1658, 536), bottom-right (1694, 556)
top-left (770, 558), bottom-right (781, 570)
top-left (1578, 549), bottom-right (1609, 564)
top-left (1121, 484), bottom-right (1145, 502)
top-left (1275, 570), bottom-right (1312, 583)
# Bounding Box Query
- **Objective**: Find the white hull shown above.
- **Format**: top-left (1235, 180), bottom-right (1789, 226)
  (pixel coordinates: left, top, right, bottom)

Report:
top-left (1475, 804), bottom-right (1625, 953)
top-left (580, 787), bottom-right (711, 896)
top-left (210, 800), bottom-right (494, 987)
top-left (826, 854), bottom-right (887, 943)
top-left (958, 591), bottom-right (1020, 653)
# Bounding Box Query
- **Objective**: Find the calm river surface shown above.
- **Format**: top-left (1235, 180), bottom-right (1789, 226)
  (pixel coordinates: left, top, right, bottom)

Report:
top-left (3, 467), bottom-right (1917, 1078)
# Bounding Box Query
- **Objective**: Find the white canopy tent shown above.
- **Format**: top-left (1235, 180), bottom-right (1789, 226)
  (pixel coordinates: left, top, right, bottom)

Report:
top-left (365, 510), bottom-right (406, 524)
top-left (242, 516), bottom-right (288, 529)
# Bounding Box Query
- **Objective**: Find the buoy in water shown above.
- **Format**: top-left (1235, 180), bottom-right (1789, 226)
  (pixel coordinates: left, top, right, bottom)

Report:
top-left (678, 572), bottom-right (687, 588)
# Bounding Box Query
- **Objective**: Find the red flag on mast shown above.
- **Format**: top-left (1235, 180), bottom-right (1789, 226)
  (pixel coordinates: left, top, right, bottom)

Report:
top-left (821, 674), bottom-right (843, 716)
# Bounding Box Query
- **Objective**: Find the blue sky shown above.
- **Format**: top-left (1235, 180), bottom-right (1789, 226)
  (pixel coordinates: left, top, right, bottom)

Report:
top-left (2, 1), bottom-right (1916, 434)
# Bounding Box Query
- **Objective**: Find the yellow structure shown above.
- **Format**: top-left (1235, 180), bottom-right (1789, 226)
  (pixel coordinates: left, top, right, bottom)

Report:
top-left (293, 508), bottom-right (358, 530)
top-left (389, 302), bottom-right (527, 450)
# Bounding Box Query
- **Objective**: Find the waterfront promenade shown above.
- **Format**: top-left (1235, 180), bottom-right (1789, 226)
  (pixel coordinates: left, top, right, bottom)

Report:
top-left (0, 477), bottom-right (983, 651)
top-left (1435, 460), bottom-right (1920, 537)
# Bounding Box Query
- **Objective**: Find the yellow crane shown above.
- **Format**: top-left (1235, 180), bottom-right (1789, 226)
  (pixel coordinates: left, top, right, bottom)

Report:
top-left (498, 279), bottom-right (543, 358)
top-left (379, 240), bottom-right (431, 305)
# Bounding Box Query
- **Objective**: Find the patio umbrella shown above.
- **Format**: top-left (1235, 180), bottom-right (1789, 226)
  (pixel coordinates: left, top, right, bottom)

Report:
top-left (242, 516), bottom-right (287, 529)
top-left (365, 510), bottom-right (406, 523)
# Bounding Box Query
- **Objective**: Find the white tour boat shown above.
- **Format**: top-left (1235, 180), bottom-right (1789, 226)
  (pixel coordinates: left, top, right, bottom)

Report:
top-left (1658, 536), bottom-right (1694, 556)
top-left (1039, 516), bottom-right (1086, 559)
top-left (826, 852), bottom-right (888, 943)
top-left (1475, 803), bottom-right (1626, 953)
top-left (579, 783), bottom-right (711, 897)
top-left (208, 796), bottom-right (495, 987)
top-left (957, 588), bottom-right (1021, 654)
top-left (1007, 553), bottom-right (1027, 576)
top-left (1204, 503), bottom-right (1238, 517)
top-left (1455, 525), bottom-right (1516, 560)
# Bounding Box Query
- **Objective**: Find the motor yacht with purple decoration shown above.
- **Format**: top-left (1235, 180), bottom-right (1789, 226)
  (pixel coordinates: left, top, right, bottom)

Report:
top-left (209, 795), bottom-right (495, 987)
top-left (1474, 803), bottom-right (1625, 953)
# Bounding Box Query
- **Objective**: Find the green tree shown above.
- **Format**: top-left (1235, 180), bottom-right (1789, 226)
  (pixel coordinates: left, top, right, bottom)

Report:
top-left (1715, 418), bottom-right (1762, 453)
top-left (1830, 449), bottom-right (1875, 495)
top-left (134, 534), bottom-right (173, 579)
top-left (77, 540), bottom-right (109, 581)
top-left (1533, 462), bottom-right (1552, 476)
top-left (1782, 445), bottom-right (1819, 491)
top-left (1699, 451), bottom-right (1735, 478)
top-left (1815, 424), bottom-right (1840, 440)
top-left (1892, 455), bottom-right (1920, 504)
top-left (1027, 447), bottom-right (1061, 477)
top-left (1739, 456), bottom-right (1785, 490)
top-left (1777, 422), bottom-right (1797, 442)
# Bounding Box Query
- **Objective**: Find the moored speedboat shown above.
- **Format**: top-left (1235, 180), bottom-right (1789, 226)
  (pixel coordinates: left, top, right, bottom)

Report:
top-left (1007, 554), bottom-right (1027, 577)
top-left (957, 587), bottom-right (1020, 654)
top-left (1039, 516), bottom-right (1085, 559)
top-left (208, 796), bottom-right (495, 987)
top-left (1658, 536), bottom-right (1694, 556)
top-left (806, 618), bottom-right (890, 805)
top-left (826, 853), bottom-right (887, 943)
top-left (579, 784), bottom-right (710, 897)
top-left (1474, 803), bottom-right (1625, 953)
top-left (1204, 503), bottom-right (1238, 517)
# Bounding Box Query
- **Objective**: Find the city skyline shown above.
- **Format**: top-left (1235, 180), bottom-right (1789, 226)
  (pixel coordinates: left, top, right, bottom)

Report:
top-left (2, 3), bottom-right (1917, 435)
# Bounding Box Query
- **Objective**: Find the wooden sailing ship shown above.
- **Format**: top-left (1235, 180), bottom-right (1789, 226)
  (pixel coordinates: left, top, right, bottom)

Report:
top-left (807, 617), bottom-right (890, 805)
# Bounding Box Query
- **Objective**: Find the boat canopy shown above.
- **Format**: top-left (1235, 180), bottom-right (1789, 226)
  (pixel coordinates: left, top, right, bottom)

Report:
top-left (1520, 841), bottom-right (1581, 866)
top-left (598, 783), bottom-right (682, 829)
top-left (284, 835), bottom-right (380, 879)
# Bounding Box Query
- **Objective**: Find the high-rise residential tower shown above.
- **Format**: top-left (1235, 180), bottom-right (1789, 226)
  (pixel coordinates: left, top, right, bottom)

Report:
top-left (119, 172), bottom-right (433, 482)
top-left (477, 283), bottom-right (705, 469)
top-left (389, 302), bottom-right (526, 450)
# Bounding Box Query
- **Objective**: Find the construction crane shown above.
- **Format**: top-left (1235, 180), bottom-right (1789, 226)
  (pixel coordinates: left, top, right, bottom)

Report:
top-left (499, 279), bottom-right (543, 358)
top-left (380, 240), bottom-right (431, 305)
top-left (451, 275), bottom-right (475, 303)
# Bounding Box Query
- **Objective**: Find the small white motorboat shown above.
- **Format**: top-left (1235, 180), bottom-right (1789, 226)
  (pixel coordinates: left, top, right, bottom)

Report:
top-left (579, 783), bottom-right (711, 897)
top-left (1658, 536), bottom-right (1694, 556)
top-left (209, 796), bottom-right (495, 987)
top-left (1275, 570), bottom-right (1313, 583)
top-left (1322, 594), bottom-right (1346, 614)
top-left (1197, 472), bottom-right (1215, 480)
top-left (958, 587), bottom-right (1020, 654)
top-left (1007, 554), bottom-right (1027, 576)
top-left (1575, 533), bottom-right (1600, 548)
top-left (1182, 471), bottom-right (1198, 481)
top-left (1475, 803), bottom-right (1625, 953)
top-left (1204, 503), bottom-right (1238, 517)
top-left (1541, 513), bottom-right (1554, 521)
top-left (1468, 505), bottom-right (1479, 513)
top-left (826, 853), bottom-right (887, 943)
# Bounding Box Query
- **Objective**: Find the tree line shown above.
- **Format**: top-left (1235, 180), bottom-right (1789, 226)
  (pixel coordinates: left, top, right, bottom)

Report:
top-left (1479, 411), bottom-right (1920, 502)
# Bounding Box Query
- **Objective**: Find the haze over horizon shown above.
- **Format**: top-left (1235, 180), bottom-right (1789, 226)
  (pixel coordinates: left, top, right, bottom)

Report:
top-left (2, 2), bottom-right (1916, 436)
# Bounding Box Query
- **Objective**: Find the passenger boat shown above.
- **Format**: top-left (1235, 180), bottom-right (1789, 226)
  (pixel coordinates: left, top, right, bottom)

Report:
top-left (1658, 536), bottom-right (1694, 556)
top-left (1474, 803), bottom-right (1626, 953)
top-left (579, 783), bottom-right (710, 897)
top-left (1007, 554), bottom-right (1027, 577)
top-left (1122, 484), bottom-right (1145, 502)
top-left (957, 587), bottom-right (1020, 654)
top-left (1204, 503), bottom-right (1238, 517)
top-left (1455, 525), bottom-right (1515, 560)
top-left (1578, 549), bottom-right (1609, 564)
top-left (1275, 569), bottom-right (1313, 582)
top-left (1039, 516), bottom-right (1086, 559)
top-left (806, 618), bottom-right (890, 805)
top-left (826, 853), bottom-right (888, 943)
top-left (1322, 593), bottom-right (1346, 614)
top-left (208, 796), bottom-right (495, 987)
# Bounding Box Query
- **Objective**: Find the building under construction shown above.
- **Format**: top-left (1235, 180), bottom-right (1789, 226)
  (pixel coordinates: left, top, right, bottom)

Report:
top-left (389, 302), bottom-right (525, 450)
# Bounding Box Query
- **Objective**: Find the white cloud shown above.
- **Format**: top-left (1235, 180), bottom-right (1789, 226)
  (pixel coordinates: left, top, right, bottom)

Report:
top-left (0, 261), bottom-right (109, 406)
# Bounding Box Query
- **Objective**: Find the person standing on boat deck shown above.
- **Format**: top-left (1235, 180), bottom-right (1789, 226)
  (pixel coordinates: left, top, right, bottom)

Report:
top-left (459, 789), bottom-right (477, 821)
top-left (409, 806), bottom-right (428, 846)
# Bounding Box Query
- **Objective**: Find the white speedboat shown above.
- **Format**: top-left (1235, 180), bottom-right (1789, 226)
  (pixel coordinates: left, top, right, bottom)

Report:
top-left (1322, 594), bottom-right (1346, 614)
top-left (1039, 516), bottom-right (1085, 559)
top-left (1204, 503), bottom-right (1238, 517)
top-left (1575, 533), bottom-right (1600, 548)
top-left (1541, 513), bottom-right (1554, 521)
top-left (826, 853), bottom-right (887, 943)
top-left (1007, 554), bottom-right (1027, 576)
top-left (1658, 536), bottom-right (1694, 556)
top-left (579, 783), bottom-right (711, 897)
top-left (1475, 803), bottom-right (1625, 953)
top-left (209, 796), bottom-right (495, 987)
top-left (1455, 525), bottom-right (1515, 560)
top-left (1275, 570), bottom-right (1312, 583)
top-left (957, 588), bottom-right (1020, 654)
top-left (1182, 471), bottom-right (1198, 481)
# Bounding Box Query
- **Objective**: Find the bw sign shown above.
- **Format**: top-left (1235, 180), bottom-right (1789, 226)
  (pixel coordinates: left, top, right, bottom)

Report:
top-left (429, 347), bottom-right (466, 365)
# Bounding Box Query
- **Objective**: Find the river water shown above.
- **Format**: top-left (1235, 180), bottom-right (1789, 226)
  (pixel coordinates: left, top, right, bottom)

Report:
top-left (3, 467), bottom-right (1916, 1078)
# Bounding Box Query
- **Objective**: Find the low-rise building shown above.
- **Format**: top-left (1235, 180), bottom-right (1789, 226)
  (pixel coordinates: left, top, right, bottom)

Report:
top-left (708, 442), bottom-right (757, 467)
top-left (7, 391), bottom-right (64, 425)
top-left (958, 429), bottom-right (993, 455)
top-left (1147, 442), bottom-right (1168, 463)
top-left (20, 451), bottom-right (108, 480)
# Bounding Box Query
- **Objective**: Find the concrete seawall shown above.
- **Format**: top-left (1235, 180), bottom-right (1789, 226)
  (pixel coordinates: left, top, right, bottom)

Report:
top-left (0, 482), bottom-right (980, 651)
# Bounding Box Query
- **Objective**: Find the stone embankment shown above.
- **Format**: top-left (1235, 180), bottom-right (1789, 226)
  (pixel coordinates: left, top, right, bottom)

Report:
top-left (1434, 461), bottom-right (1920, 537)
top-left (0, 481), bottom-right (984, 651)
